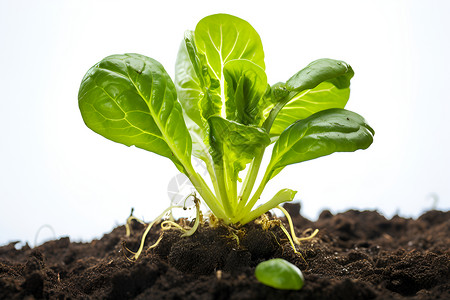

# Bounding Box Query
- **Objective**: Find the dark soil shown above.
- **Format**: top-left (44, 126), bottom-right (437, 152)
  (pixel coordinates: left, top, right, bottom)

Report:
top-left (1, 205), bottom-right (449, 299)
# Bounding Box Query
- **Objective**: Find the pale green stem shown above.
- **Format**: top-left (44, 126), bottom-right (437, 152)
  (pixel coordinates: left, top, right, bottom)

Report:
top-left (238, 191), bottom-right (294, 225)
top-left (213, 164), bottom-right (234, 220)
top-left (237, 149), bottom-right (264, 213)
top-left (184, 164), bottom-right (227, 221)
top-left (204, 157), bottom-right (222, 204)
top-left (233, 165), bottom-right (273, 223)
top-left (238, 159), bottom-right (253, 197)
top-left (244, 172), bottom-right (269, 213)
top-left (262, 94), bottom-right (291, 132)
top-left (225, 164), bottom-right (237, 211)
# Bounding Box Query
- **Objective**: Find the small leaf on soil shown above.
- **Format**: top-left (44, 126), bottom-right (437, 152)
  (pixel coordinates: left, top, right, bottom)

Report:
top-left (255, 258), bottom-right (304, 290)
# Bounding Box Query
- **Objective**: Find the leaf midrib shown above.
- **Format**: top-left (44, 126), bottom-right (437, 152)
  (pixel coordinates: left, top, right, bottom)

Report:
top-left (91, 84), bottom-right (165, 142)
top-left (123, 62), bottom-right (190, 168)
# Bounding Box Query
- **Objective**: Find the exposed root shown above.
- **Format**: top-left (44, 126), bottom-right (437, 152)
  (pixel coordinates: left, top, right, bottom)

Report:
top-left (276, 205), bottom-right (319, 244)
top-left (255, 214), bottom-right (302, 256)
top-left (125, 208), bottom-right (146, 237)
top-left (123, 193), bottom-right (204, 261)
top-left (121, 241), bottom-right (137, 262)
top-left (255, 213), bottom-right (273, 231)
top-left (254, 207), bottom-right (319, 262)
top-left (181, 197), bottom-right (202, 237)
top-left (296, 228), bottom-right (319, 243)
top-left (34, 224), bottom-right (56, 248)
top-left (207, 213), bottom-right (221, 227)
top-left (122, 206), bottom-right (180, 261)
top-left (122, 231), bottom-right (165, 261)
top-left (147, 233), bottom-right (164, 251)
top-left (160, 220), bottom-right (187, 232)
top-left (122, 198), bottom-right (318, 263)
top-left (255, 214), bottom-right (300, 255)
top-left (227, 231), bottom-right (241, 247)
top-left (222, 225), bottom-right (246, 248)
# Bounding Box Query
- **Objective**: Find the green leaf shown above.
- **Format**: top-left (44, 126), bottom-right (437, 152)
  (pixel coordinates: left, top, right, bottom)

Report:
top-left (175, 30), bottom-right (222, 126)
top-left (268, 82), bottom-right (290, 104)
top-left (195, 13), bottom-right (265, 118)
top-left (78, 53), bottom-right (192, 172)
top-left (263, 59), bottom-right (354, 135)
top-left (223, 59), bottom-right (268, 126)
top-left (199, 88), bottom-right (222, 121)
top-left (270, 81), bottom-right (350, 136)
top-left (183, 112), bottom-right (209, 162)
top-left (174, 31), bottom-right (205, 128)
top-left (208, 116), bottom-right (270, 181)
top-left (255, 258), bottom-right (304, 290)
top-left (182, 31), bottom-right (205, 85)
top-left (286, 58), bottom-right (353, 92)
top-left (195, 14), bottom-right (265, 78)
top-left (238, 189), bottom-right (297, 224)
top-left (267, 108), bottom-right (374, 180)
top-left (265, 188), bottom-right (297, 206)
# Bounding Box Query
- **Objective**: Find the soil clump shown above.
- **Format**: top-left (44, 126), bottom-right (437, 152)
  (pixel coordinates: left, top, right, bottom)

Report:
top-left (1, 205), bottom-right (449, 299)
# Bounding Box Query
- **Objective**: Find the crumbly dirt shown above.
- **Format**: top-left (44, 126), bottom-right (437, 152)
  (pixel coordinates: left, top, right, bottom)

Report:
top-left (1, 204), bottom-right (449, 299)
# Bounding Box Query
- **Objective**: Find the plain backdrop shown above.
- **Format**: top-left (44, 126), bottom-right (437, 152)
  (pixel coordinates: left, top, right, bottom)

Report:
top-left (1, 0), bottom-right (449, 246)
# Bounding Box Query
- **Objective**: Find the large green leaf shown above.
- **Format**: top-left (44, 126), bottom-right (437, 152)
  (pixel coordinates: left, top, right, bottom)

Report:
top-left (174, 30), bottom-right (222, 127)
top-left (223, 59), bottom-right (267, 126)
top-left (195, 14), bottom-right (265, 118)
top-left (266, 108), bottom-right (374, 180)
top-left (269, 81), bottom-right (350, 136)
top-left (286, 58), bottom-right (353, 92)
top-left (78, 53), bottom-right (192, 172)
top-left (263, 59), bottom-right (354, 135)
top-left (174, 31), bottom-right (205, 128)
top-left (208, 116), bottom-right (270, 181)
top-left (195, 14), bottom-right (265, 77)
top-left (174, 32), bottom-right (212, 162)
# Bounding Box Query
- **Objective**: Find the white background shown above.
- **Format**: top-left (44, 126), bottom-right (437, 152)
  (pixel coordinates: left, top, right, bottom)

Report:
top-left (1, 0), bottom-right (449, 246)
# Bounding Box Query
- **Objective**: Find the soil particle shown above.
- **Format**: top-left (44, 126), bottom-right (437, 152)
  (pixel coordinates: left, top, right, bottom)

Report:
top-left (1, 208), bottom-right (449, 299)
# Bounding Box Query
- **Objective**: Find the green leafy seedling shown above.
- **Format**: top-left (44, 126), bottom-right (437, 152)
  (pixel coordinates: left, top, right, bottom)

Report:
top-left (78, 13), bottom-right (374, 227)
top-left (255, 258), bottom-right (304, 290)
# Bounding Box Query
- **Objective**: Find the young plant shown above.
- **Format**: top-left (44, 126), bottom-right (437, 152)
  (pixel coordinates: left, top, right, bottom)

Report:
top-left (78, 14), bottom-right (374, 226)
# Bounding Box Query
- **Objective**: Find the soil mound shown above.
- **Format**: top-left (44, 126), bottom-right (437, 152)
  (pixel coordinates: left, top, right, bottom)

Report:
top-left (1, 207), bottom-right (449, 299)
